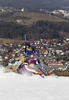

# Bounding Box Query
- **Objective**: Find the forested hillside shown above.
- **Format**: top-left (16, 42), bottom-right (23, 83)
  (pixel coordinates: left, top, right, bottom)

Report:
top-left (0, 20), bottom-right (69, 40)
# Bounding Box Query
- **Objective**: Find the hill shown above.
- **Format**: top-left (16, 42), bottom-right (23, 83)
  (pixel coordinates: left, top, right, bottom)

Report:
top-left (3, 11), bottom-right (66, 25)
top-left (0, 11), bottom-right (69, 40)
top-left (0, 19), bottom-right (69, 40)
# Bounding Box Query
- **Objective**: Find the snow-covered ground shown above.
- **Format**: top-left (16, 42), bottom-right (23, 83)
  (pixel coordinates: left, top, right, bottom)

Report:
top-left (0, 66), bottom-right (69, 100)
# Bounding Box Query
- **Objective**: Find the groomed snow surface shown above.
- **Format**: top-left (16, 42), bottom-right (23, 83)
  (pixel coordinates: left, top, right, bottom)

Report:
top-left (0, 66), bottom-right (69, 100)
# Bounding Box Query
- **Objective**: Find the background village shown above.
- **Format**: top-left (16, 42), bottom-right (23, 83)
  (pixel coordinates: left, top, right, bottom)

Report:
top-left (0, 37), bottom-right (69, 75)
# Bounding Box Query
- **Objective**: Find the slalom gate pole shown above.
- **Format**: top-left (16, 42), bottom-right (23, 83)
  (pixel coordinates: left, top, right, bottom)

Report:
top-left (24, 34), bottom-right (27, 57)
top-left (31, 41), bottom-right (43, 72)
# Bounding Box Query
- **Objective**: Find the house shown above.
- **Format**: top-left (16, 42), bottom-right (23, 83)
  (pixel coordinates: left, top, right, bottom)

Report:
top-left (56, 50), bottom-right (63, 55)
top-left (21, 8), bottom-right (24, 12)
top-left (45, 59), bottom-right (63, 66)
top-left (52, 10), bottom-right (60, 14)
top-left (29, 54), bottom-right (33, 58)
top-left (16, 19), bottom-right (22, 23)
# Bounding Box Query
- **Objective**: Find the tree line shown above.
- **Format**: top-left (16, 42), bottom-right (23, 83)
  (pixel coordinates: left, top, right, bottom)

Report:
top-left (0, 20), bottom-right (69, 40)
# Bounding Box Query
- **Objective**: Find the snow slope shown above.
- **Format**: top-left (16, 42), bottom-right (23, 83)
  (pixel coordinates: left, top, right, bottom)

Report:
top-left (0, 66), bottom-right (69, 100)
